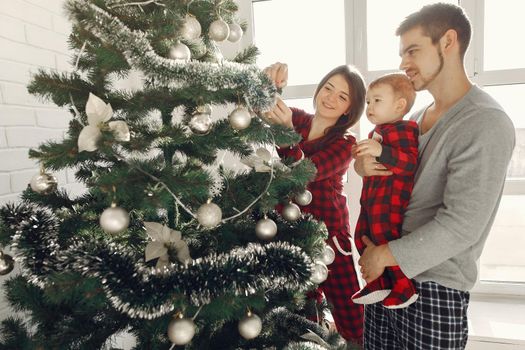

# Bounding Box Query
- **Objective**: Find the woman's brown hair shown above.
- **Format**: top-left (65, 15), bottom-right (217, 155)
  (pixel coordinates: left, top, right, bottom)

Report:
top-left (312, 65), bottom-right (366, 146)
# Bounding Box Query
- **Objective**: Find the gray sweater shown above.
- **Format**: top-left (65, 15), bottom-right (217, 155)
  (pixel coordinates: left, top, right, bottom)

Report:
top-left (388, 85), bottom-right (515, 291)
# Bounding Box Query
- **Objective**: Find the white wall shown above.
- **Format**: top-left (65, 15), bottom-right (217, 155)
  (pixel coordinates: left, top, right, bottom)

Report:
top-left (0, 0), bottom-right (80, 321)
top-left (0, 0), bottom-right (84, 207)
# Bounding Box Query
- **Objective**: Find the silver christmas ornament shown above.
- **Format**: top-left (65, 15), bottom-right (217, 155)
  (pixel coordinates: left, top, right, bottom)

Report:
top-left (0, 251), bottom-right (14, 276)
top-left (311, 262), bottom-right (329, 284)
top-left (238, 312), bottom-right (262, 340)
top-left (100, 205), bottom-right (130, 235)
top-left (255, 217), bottom-right (277, 240)
top-left (197, 201), bottom-right (222, 228)
top-left (189, 113), bottom-right (212, 135)
top-left (181, 15), bottom-right (201, 41)
top-left (30, 172), bottom-right (58, 194)
top-left (282, 202), bottom-right (301, 222)
top-left (167, 316), bottom-right (196, 345)
top-left (228, 106), bottom-right (252, 130)
top-left (169, 42), bottom-right (191, 61)
top-left (227, 22), bottom-right (243, 43)
top-left (320, 245), bottom-right (336, 265)
top-left (295, 189), bottom-right (313, 206)
top-left (108, 120), bottom-right (131, 142)
top-left (208, 19), bottom-right (229, 42)
top-left (195, 104), bottom-right (212, 115)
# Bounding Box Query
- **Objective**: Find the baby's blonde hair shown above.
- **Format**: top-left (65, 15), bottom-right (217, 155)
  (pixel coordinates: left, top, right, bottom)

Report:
top-left (369, 73), bottom-right (416, 114)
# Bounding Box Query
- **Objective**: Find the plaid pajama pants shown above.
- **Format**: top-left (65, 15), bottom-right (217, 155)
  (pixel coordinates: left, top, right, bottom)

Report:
top-left (319, 234), bottom-right (364, 343)
top-left (364, 281), bottom-right (470, 349)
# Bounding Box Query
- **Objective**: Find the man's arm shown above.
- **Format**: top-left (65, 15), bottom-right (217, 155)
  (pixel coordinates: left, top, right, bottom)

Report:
top-left (388, 112), bottom-right (515, 278)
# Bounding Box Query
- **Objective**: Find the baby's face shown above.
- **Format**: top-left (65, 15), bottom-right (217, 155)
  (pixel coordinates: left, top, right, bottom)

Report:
top-left (365, 84), bottom-right (404, 125)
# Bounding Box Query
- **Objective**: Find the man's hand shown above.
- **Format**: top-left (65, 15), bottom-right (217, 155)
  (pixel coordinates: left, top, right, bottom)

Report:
top-left (358, 236), bottom-right (397, 283)
top-left (354, 139), bottom-right (382, 157)
top-left (353, 152), bottom-right (393, 177)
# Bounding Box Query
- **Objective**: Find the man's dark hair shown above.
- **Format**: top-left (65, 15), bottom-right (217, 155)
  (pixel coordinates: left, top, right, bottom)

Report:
top-left (396, 3), bottom-right (472, 60)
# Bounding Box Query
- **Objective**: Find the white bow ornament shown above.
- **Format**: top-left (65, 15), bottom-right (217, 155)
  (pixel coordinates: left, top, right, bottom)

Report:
top-left (77, 93), bottom-right (130, 152)
top-left (299, 329), bottom-right (330, 348)
top-left (241, 148), bottom-right (289, 173)
top-left (144, 222), bottom-right (192, 269)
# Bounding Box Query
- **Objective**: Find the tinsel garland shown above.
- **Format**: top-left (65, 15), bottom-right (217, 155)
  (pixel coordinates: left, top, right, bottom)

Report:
top-left (260, 307), bottom-right (346, 350)
top-left (1, 203), bottom-right (314, 320)
top-left (1, 204), bottom-right (62, 288)
top-left (66, 0), bottom-right (277, 112)
top-left (283, 342), bottom-right (330, 350)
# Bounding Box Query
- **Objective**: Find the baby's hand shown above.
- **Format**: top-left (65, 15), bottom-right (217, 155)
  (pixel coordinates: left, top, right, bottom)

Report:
top-left (355, 139), bottom-right (382, 157)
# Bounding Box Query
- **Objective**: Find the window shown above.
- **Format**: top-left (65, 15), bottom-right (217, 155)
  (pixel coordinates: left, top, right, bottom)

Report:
top-left (483, 0), bottom-right (525, 71)
top-left (479, 84), bottom-right (525, 285)
top-left (471, 0), bottom-right (525, 292)
top-left (252, 0), bottom-right (346, 87)
top-left (365, 0), bottom-right (456, 71)
top-left (251, 0), bottom-right (525, 296)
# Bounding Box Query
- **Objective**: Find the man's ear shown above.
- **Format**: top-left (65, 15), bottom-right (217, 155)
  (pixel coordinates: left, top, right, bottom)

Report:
top-left (441, 29), bottom-right (458, 52)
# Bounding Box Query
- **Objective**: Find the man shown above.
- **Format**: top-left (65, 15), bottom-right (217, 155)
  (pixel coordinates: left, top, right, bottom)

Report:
top-left (354, 3), bottom-right (515, 349)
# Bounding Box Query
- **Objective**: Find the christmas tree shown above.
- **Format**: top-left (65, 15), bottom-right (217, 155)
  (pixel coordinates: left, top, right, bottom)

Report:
top-left (0, 1), bottom-right (349, 349)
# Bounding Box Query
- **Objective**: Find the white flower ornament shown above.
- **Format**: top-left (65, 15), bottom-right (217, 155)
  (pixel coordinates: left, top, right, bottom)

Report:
top-left (77, 93), bottom-right (130, 152)
top-left (144, 222), bottom-right (192, 269)
top-left (241, 148), bottom-right (289, 173)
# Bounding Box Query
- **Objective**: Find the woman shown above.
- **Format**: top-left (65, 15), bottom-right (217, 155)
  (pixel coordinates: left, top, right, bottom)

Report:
top-left (264, 63), bottom-right (366, 344)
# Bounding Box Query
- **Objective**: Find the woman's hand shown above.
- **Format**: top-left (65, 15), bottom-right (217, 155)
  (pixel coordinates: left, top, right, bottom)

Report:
top-left (263, 62), bottom-right (288, 88)
top-left (264, 96), bottom-right (293, 129)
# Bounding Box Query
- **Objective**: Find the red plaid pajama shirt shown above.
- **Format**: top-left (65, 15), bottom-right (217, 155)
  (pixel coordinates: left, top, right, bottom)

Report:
top-left (354, 121), bottom-right (419, 303)
top-left (277, 108), bottom-right (363, 343)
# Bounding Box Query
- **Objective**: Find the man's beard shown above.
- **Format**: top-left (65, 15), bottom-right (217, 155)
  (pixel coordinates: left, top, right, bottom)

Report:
top-left (415, 47), bottom-right (444, 91)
